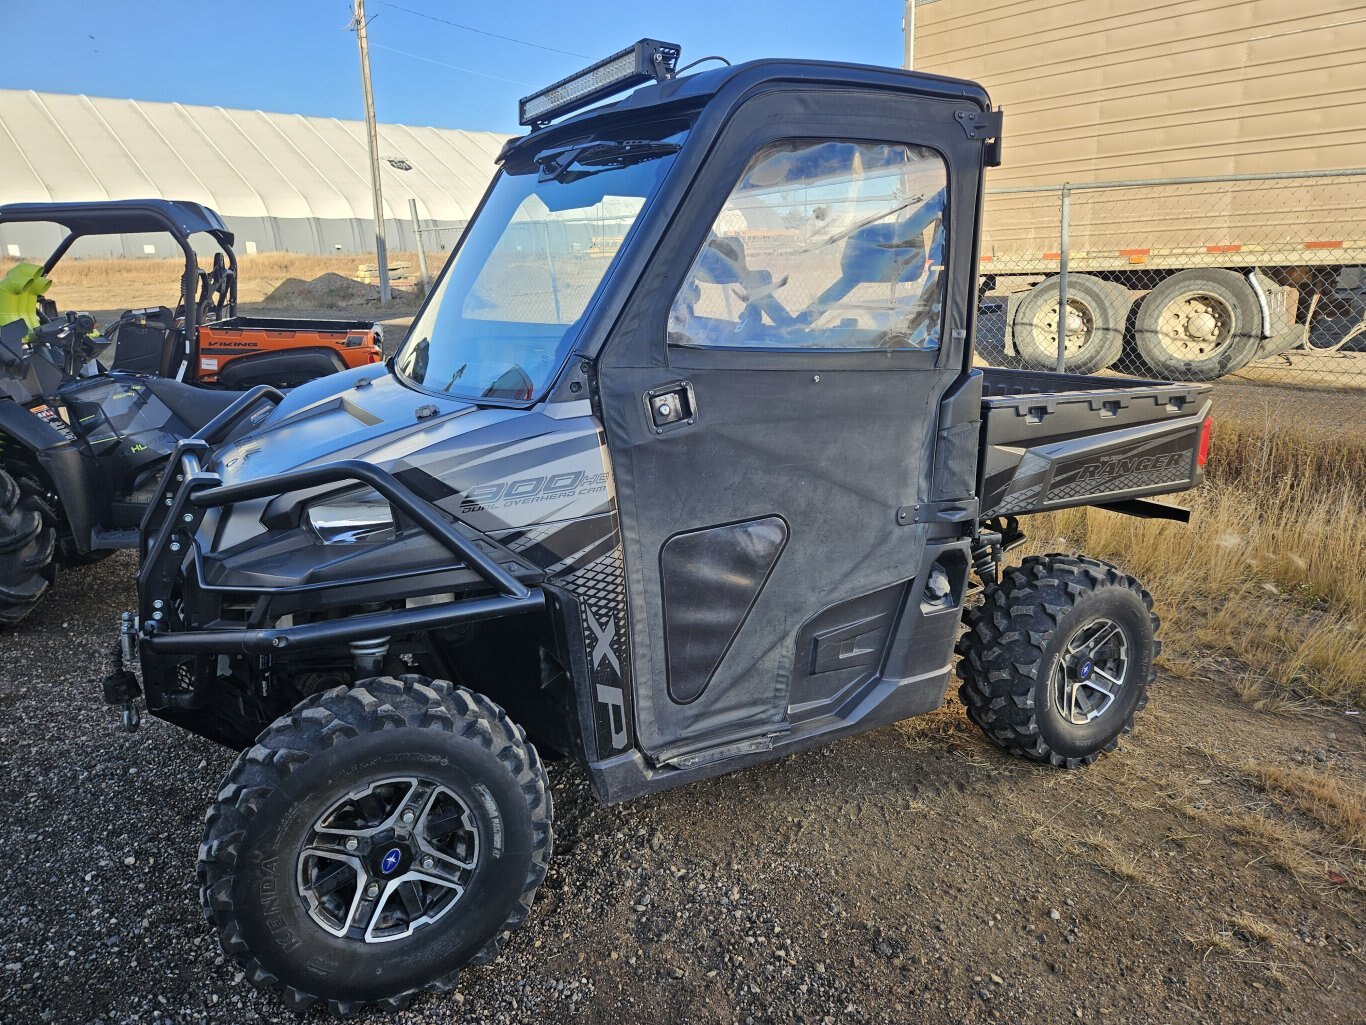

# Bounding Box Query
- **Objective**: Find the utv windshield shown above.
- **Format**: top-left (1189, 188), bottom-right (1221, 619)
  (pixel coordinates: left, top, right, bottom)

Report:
top-left (395, 124), bottom-right (688, 402)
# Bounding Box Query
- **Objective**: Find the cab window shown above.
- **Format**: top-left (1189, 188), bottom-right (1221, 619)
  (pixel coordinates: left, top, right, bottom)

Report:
top-left (668, 139), bottom-right (948, 351)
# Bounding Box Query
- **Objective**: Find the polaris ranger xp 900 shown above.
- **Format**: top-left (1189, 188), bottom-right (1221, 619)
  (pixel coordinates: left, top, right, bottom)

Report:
top-left (107, 43), bottom-right (1214, 1014)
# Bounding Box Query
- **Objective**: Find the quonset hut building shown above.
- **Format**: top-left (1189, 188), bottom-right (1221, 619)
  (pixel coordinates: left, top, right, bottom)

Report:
top-left (0, 89), bottom-right (510, 258)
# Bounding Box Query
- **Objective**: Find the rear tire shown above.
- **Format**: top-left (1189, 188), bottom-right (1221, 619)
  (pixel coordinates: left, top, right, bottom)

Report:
top-left (1013, 275), bottom-right (1130, 374)
top-left (1134, 269), bottom-right (1261, 381)
top-left (955, 554), bottom-right (1158, 768)
top-left (198, 675), bottom-right (552, 1015)
top-left (0, 464), bottom-right (56, 626)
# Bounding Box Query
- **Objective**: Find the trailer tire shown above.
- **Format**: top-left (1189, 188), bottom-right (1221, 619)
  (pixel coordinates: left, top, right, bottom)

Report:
top-left (1134, 269), bottom-right (1261, 381)
top-left (955, 554), bottom-right (1158, 768)
top-left (0, 464), bottom-right (56, 626)
top-left (198, 675), bottom-right (552, 1015)
top-left (1012, 275), bottom-right (1129, 374)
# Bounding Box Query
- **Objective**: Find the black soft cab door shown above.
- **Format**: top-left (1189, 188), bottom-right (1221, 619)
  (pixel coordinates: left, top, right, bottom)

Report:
top-left (597, 79), bottom-right (985, 764)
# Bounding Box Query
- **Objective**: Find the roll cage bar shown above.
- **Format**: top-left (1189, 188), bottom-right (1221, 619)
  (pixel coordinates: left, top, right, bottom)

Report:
top-left (0, 199), bottom-right (240, 346)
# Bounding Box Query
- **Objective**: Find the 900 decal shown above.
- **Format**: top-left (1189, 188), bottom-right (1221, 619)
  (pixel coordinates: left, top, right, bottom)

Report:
top-left (460, 470), bottom-right (608, 512)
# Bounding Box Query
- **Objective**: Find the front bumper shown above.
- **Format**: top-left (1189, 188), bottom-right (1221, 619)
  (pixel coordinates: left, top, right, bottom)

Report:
top-left (130, 387), bottom-right (545, 696)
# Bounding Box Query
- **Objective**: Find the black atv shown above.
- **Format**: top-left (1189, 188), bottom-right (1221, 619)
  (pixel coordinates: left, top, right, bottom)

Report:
top-left (0, 200), bottom-right (381, 624)
top-left (108, 43), bottom-right (1213, 1014)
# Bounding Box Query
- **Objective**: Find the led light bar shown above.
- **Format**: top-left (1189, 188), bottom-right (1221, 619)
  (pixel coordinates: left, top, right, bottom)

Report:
top-left (519, 39), bottom-right (681, 128)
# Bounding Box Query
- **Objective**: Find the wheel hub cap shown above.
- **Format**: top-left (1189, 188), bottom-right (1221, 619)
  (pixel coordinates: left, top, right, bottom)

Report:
top-left (378, 846), bottom-right (405, 876)
top-left (297, 776), bottom-right (480, 944)
top-left (1186, 310), bottom-right (1217, 340)
top-left (1156, 292), bottom-right (1233, 357)
top-left (1051, 618), bottom-right (1129, 725)
top-left (1034, 298), bottom-right (1095, 356)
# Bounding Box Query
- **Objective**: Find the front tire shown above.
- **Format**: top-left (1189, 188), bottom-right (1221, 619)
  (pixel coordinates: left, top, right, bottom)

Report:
top-left (0, 465), bottom-right (56, 626)
top-left (198, 676), bottom-right (552, 1015)
top-left (955, 555), bottom-right (1158, 768)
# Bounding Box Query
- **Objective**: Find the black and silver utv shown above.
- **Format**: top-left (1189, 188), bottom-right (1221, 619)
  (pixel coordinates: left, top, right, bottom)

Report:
top-left (0, 200), bottom-right (380, 625)
top-left (107, 43), bottom-right (1213, 1014)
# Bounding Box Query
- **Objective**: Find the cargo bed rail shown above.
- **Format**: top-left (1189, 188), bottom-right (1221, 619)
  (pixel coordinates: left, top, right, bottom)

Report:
top-left (977, 368), bottom-right (1212, 518)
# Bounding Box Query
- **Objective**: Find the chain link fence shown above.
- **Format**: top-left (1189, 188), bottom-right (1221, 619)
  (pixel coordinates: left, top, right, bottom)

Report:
top-left (976, 168), bottom-right (1366, 430)
top-left (410, 217), bottom-right (465, 295)
top-left (409, 171), bottom-right (1366, 429)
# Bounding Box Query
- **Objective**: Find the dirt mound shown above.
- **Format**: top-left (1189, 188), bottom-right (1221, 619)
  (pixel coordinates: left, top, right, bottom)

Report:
top-left (261, 272), bottom-right (419, 308)
top-left (262, 272), bottom-right (378, 306)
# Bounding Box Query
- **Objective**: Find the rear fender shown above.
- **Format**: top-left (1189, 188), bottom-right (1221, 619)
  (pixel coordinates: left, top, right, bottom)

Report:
top-left (0, 398), bottom-right (103, 552)
top-left (981, 398), bottom-right (1211, 517)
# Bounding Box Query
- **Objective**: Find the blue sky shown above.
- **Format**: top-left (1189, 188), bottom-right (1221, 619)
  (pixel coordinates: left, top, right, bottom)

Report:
top-left (2, 1), bottom-right (905, 134)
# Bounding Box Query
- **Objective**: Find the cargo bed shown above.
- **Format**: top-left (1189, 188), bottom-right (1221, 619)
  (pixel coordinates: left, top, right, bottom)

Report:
top-left (977, 368), bottom-right (1212, 518)
top-left (194, 315), bottom-right (384, 386)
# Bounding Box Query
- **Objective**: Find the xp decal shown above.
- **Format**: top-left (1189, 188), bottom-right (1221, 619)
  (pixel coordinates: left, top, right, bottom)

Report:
top-left (558, 541), bottom-right (634, 757)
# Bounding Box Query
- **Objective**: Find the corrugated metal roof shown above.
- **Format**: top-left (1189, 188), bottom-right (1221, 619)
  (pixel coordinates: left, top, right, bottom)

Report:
top-left (0, 89), bottom-right (511, 223)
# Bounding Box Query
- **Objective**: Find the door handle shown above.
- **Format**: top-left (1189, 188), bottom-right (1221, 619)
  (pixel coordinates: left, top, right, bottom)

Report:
top-left (645, 382), bottom-right (696, 433)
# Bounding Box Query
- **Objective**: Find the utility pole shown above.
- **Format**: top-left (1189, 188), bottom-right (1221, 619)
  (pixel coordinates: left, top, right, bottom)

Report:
top-left (352, 0), bottom-right (391, 304)
top-left (904, 1), bottom-right (915, 69)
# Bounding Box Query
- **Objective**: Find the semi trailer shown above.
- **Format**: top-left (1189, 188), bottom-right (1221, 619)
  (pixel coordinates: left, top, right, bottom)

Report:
top-left (907, 0), bottom-right (1366, 379)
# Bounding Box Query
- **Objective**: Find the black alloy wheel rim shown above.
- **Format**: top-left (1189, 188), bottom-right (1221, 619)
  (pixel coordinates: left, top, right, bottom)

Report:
top-left (1049, 617), bottom-right (1130, 726)
top-left (296, 776), bottom-right (481, 944)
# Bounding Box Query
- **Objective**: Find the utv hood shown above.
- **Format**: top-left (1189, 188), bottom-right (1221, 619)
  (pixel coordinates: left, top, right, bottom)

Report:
top-left (213, 366), bottom-right (487, 485)
top-left (209, 365), bottom-right (611, 537)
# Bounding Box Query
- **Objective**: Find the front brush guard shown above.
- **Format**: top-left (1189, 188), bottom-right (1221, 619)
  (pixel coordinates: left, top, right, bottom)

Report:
top-left (135, 387), bottom-right (544, 659)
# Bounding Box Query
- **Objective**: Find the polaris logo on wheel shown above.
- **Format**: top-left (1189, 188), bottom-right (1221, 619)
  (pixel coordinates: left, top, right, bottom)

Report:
top-left (380, 848), bottom-right (402, 875)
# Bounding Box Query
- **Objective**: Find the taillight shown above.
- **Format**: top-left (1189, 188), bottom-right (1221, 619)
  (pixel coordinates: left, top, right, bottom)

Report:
top-left (1196, 415), bottom-right (1212, 468)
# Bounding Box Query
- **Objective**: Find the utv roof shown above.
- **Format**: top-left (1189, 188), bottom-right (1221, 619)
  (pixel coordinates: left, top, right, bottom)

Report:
top-left (0, 199), bottom-right (232, 242)
top-left (501, 57), bottom-right (993, 162)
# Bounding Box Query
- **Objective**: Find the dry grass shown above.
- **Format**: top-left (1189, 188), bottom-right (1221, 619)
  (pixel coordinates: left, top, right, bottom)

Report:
top-left (1070, 829), bottom-right (1162, 886)
top-left (0, 251), bottom-right (431, 313)
top-left (1164, 761), bottom-right (1365, 896)
top-left (1022, 414), bottom-right (1366, 708)
top-left (1221, 911), bottom-right (1286, 948)
top-left (1242, 762), bottom-right (1366, 851)
top-left (1027, 808), bottom-right (1171, 891)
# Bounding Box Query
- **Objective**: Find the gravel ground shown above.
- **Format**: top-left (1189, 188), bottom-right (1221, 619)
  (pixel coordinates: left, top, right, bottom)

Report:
top-left (1, 553), bottom-right (1361, 1025)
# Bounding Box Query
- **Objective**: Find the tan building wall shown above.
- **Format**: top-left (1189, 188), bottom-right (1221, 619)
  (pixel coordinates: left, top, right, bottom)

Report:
top-left (906, 0), bottom-right (1366, 266)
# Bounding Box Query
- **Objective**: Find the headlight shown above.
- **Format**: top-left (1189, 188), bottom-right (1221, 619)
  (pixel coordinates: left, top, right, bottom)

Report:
top-left (306, 489), bottom-right (396, 544)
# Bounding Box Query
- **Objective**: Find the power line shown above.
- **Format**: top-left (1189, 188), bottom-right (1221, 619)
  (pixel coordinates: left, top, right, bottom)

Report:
top-left (372, 43), bottom-right (534, 85)
top-left (375, 2), bottom-right (589, 59)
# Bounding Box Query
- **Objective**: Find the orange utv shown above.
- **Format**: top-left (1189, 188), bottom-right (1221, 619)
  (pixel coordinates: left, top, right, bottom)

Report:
top-left (0, 200), bottom-right (383, 389)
